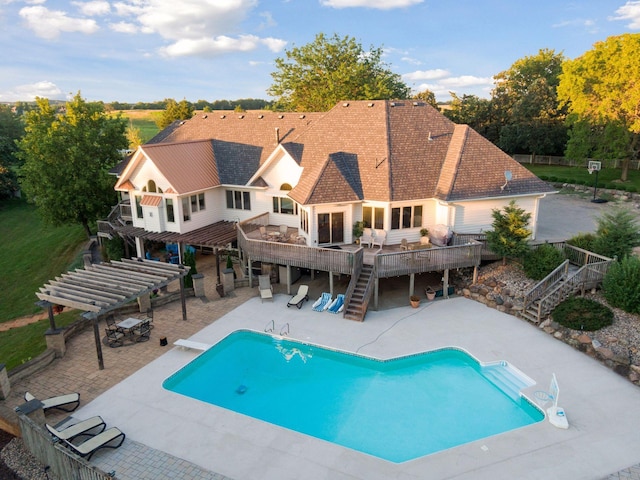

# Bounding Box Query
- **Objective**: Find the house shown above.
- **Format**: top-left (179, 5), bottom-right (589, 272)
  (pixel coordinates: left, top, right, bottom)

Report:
top-left (106, 100), bottom-right (555, 320)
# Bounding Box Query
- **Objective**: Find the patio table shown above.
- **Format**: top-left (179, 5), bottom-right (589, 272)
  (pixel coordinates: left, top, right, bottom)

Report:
top-left (116, 317), bottom-right (142, 336)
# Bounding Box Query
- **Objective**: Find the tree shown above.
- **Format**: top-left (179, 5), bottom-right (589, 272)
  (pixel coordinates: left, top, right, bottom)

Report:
top-left (17, 93), bottom-right (128, 237)
top-left (268, 33), bottom-right (410, 111)
top-left (412, 89), bottom-right (438, 109)
top-left (492, 48), bottom-right (567, 156)
top-left (126, 124), bottom-right (143, 150)
top-left (558, 34), bottom-right (640, 181)
top-left (485, 200), bottom-right (532, 265)
top-left (156, 98), bottom-right (194, 129)
top-left (591, 209), bottom-right (640, 260)
top-left (0, 105), bottom-right (23, 199)
top-left (444, 93), bottom-right (500, 143)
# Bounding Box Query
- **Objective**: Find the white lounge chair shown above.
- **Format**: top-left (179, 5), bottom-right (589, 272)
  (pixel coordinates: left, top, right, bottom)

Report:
top-left (312, 292), bottom-right (332, 312)
top-left (46, 416), bottom-right (106, 441)
top-left (25, 391), bottom-right (80, 413)
top-left (258, 275), bottom-right (273, 302)
top-left (63, 427), bottom-right (125, 460)
top-left (287, 285), bottom-right (309, 309)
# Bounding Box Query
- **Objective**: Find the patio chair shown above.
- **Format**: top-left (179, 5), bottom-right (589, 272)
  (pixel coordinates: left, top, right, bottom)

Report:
top-left (280, 224), bottom-right (288, 235)
top-left (63, 427), bottom-right (126, 460)
top-left (400, 238), bottom-right (409, 251)
top-left (371, 230), bottom-right (386, 249)
top-left (46, 416), bottom-right (106, 442)
top-left (312, 292), bottom-right (332, 312)
top-left (327, 294), bottom-right (345, 314)
top-left (360, 228), bottom-right (373, 248)
top-left (259, 226), bottom-right (269, 240)
top-left (105, 314), bottom-right (123, 333)
top-left (132, 319), bottom-right (151, 342)
top-left (105, 328), bottom-right (125, 348)
top-left (287, 285), bottom-right (309, 309)
top-left (146, 308), bottom-right (154, 329)
top-left (24, 391), bottom-right (80, 413)
top-left (258, 275), bottom-right (273, 302)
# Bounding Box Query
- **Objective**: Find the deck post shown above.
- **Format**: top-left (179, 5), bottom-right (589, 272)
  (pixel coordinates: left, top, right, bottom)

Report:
top-left (329, 271), bottom-right (334, 296)
top-left (374, 277), bottom-right (379, 310)
top-left (472, 265), bottom-right (478, 284)
top-left (248, 256), bottom-right (253, 288)
top-left (443, 269), bottom-right (449, 299)
top-left (286, 265), bottom-right (292, 295)
top-left (409, 273), bottom-right (415, 297)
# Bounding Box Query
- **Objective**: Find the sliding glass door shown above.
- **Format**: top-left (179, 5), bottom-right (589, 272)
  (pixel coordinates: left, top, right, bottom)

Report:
top-left (317, 212), bottom-right (344, 244)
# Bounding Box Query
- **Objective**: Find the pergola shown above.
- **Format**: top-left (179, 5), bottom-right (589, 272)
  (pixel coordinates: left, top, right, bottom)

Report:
top-left (36, 258), bottom-right (190, 369)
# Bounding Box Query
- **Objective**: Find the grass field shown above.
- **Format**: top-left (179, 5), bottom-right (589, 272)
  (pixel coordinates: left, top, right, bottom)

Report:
top-left (0, 198), bottom-right (87, 322)
top-left (523, 164), bottom-right (640, 192)
top-left (117, 110), bottom-right (162, 143)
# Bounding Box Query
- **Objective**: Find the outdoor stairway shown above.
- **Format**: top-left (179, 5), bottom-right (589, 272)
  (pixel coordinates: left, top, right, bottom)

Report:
top-left (482, 362), bottom-right (534, 401)
top-left (343, 265), bottom-right (374, 322)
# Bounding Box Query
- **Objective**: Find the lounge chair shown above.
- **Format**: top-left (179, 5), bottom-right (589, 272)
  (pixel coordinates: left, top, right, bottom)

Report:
top-left (312, 292), bottom-right (332, 312)
top-left (24, 391), bottom-right (80, 413)
top-left (145, 251), bottom-right (160, 261)
top-left (287, 285), bottom-right (309, 309)
top-left (46, 416), bottom-right (106, 442)
top-left (63, 427), bottom-right (125, 460)
top-left (258, 275), bottom-right (273, 302)
top-left (327, 294), bottom-right (345, 314)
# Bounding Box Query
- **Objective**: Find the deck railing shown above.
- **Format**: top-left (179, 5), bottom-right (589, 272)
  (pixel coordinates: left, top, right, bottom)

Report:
top-left (237, 218), bottom-right (357, 275)
top-left (375, 240), bottom-right (483, 278)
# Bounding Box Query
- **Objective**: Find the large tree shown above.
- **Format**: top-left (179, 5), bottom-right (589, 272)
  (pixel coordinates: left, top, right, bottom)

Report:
top-left (492, 48), bottom-right (567, 156)
top-left (268, 33), bottom-right (410, 111)
top-left (558, 33), bottom-right (640, 181)
top-left (444, 93), bottom-right (500, 143)
top-left (156, 98), bottom-right (194, 129)
top-left (17, 93), bottom-right (128, 237)
top-left (0, 105), bottom-right (23, 198)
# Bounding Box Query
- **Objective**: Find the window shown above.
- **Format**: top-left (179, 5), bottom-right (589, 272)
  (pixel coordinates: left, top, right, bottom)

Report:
top-left (198, 193), bottom-right (205, 211)
top-left (391, 205), bottom-right (422, 230)
top-left (273, 197), bottom-right (297, 215)
top-left (226, 190), bottom-right (251, 210)
top-left (166, 199), bottom-right (175, 223)
top-left (363, 206), bottom-right (384, 229)
top-left (135, 196), bottom-right (143, 218)
top-left (182, 197), bottom-right (190, 221)
top-left (300, 209), bottom-right (309, 233)
top-left (147, 180), bottom-right (157, 193)
top-left (190, 195), bottom-right (198, 213)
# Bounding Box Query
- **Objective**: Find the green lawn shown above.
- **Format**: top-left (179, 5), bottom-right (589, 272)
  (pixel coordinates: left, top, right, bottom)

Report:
top-left (523, 164), bottom-right (640, 192)
top-left (0, 198), bottom-right (87, 322)
top-left (119, 110), bottom-right (162, 143)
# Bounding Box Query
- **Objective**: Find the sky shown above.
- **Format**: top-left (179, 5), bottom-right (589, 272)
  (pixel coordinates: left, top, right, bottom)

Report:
top-left (0, 0), bottom-right (639, 104)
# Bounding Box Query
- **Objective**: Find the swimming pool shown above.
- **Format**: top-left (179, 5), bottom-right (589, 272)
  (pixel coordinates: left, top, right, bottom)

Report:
top-left (163, 330), bottom-right (544, 463)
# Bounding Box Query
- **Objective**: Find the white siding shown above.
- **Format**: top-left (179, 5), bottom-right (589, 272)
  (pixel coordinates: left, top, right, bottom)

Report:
top-left (450, 196), bottom-right (539, 234)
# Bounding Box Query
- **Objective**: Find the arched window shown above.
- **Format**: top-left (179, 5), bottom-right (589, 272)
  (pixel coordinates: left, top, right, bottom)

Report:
top-left (280, 183), bottom-right (292, 191)
top-left (147, 180), bottom-right (157, 193)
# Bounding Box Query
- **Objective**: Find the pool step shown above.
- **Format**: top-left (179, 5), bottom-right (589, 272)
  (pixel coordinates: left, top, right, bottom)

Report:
top-left (482, 363), bottom-right (534, 401)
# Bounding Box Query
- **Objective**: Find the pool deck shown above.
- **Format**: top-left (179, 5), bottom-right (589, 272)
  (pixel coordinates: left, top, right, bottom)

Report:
top-left (74, 294), bottom-right (640, 480)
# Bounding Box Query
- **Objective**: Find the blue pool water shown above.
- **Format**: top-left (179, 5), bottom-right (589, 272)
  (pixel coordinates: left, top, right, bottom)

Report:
top-left (163, 330), bottom-right (544, 463)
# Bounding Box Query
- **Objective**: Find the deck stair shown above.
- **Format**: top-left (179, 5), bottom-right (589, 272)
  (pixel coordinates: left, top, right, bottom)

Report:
top-left (482, 362), bottom-right (534, 401)
top-left (343, 265), bottom-right (374, 322)
top-left (520, 250), bottom-right (614, 324)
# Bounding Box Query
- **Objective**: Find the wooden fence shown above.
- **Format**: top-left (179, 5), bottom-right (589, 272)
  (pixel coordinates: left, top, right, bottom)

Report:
top-left (514, 154), bottom-right (640, 170)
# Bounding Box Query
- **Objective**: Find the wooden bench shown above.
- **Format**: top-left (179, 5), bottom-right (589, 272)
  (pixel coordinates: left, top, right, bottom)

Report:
top-left (174, 339), bottom-right (211, 351)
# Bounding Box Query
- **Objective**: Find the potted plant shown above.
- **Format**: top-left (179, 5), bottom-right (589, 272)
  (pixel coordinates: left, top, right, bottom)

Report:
top-left (425, 286), bottom-right (436, 301)
top-left (420, 228), bottom-right (430, 245)
top-left (410, 295), bottom-right (420, 308)
top-left (353, 221), bottom-right (365, 244)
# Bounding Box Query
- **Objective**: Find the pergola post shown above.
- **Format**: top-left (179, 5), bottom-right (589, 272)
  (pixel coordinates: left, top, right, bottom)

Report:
top-left (84, 313), bottom-right (104, 371)
top-left (179, 275), bottom-right (188, 321)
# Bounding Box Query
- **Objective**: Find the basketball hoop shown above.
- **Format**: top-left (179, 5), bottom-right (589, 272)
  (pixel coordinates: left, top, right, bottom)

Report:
top-left (587, 161), bottom-right (606, 203)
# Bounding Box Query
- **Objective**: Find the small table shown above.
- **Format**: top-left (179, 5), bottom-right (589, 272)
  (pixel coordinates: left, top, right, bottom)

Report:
top-left (268, 232), bottom-right (282, 241)
top-left (116, 317), bottom-right (142, 335)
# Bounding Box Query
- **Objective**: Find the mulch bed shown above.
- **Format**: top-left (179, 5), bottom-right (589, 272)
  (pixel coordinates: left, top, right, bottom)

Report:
top-left (0, 429), bottom-right (21, 479)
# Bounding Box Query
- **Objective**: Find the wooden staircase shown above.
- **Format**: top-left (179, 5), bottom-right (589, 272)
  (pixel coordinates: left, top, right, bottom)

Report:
top-left (343, 264), bottom-right (374, 322)
top-left (521, 253), bottom-right (614, 324)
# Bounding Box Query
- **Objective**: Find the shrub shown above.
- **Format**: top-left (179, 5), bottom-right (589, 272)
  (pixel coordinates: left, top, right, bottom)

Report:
top-left (602, 256), bottom-right (640, 314)
top-left (592, 209), bottom-right (640, 259)
top-left (548, 176), bottom-right (558, 182)
top-left (103, 236), bottom-right (124, 261)
top-left (523, 243), bottom-right (565, 280)
top-left (552, 297), bottom-right (613, 331)
top-left (566, 233), bottom-right (597, 252)
top-left (627, 186), bottom-right (638, 193)
top-left (538, 175), bottom-right (549, 181)
top-left (485, 200), bottom-right (532, 265)
top-left (183, 249), bottom-right (197, 288)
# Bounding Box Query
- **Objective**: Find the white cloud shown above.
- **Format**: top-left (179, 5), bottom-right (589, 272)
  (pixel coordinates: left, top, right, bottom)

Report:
top-left (439, 75), bottom-right (493, 88)
top-left (19, 6), bottom-right (99, 39)
top-left (320, 0), bottom-right (423, 9)
top-left (159, 34), bottom-right (284, 58)
top-left (109, 21), bottom-right (138, 33)
top-left (258, 11), bottom-right (276, 29)
top-left (610, 1), bottom-right (640, 28)
top-left (407, 74), bottom-right (494, 101)
top-left (0, 81), bottom-right (63, 102)
top-left (403, 69), bottom-right (450, 81)
top-left (72, 1), bottom-right (110, 16)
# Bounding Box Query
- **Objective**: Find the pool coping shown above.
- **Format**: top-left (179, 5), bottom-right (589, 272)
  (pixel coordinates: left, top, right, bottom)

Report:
top-left (76, 296), bottom-right (640, 480)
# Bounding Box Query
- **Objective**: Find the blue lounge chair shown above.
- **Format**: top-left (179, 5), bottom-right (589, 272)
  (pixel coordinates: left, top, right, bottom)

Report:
top-left (312, 292), bottom-right (332, 312)
top-left (327, 294), bottom-right (345, 314)
top-left (145, 252), bottom-right (160, 261)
